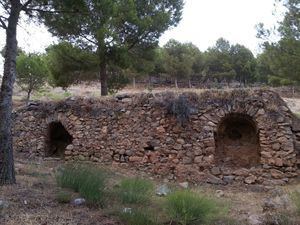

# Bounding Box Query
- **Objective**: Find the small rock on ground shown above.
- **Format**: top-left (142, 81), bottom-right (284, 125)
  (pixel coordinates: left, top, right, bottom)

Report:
top-left (122, 208), bottom-right (132, 214)
top-left (216, 190), bottom-right (224, 198)
top-left (156, 184), bottom-right (171, 196)
top-left (248, 214), bottom-right (263, 225)
top-left (0, 200), bottom-right (9, 209)
top-left (72, 198), bottom-right (86, 206)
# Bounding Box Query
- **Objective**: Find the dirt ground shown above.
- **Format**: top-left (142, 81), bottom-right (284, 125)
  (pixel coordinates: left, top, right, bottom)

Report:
top-left (0, 158), bottom-right (121, 225)
top-left (284, 98), bottom-right (300, 114)
top-left (1, 155), bottom-right (300, 225)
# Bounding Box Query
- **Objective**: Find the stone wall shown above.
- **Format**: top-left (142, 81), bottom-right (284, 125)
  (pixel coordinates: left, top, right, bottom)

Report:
top-left (13, 89), bottom-right (300, 185)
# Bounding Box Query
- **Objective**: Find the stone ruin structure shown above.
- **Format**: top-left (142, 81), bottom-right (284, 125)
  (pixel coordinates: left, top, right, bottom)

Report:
top-left (13, 89), bottom-right (300, 185)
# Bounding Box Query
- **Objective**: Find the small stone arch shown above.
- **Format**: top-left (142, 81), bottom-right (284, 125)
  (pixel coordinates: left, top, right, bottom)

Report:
top-left (215, 113), bottom-right (260, 168)
top-left (45, 121), bottom-right (73, 157)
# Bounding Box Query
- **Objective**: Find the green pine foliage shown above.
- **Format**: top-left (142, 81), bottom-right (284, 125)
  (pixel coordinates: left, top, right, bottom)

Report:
top-left (256, 0), bottom-right (300, 86)
top-left (39, 0), bottom-right (184, 95)
top-left (16, 52), bottom-right (49, 102)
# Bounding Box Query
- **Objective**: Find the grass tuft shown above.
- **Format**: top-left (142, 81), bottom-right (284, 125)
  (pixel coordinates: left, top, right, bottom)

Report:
top-left (166, 190), bottom-right (220, 225)
top-left (118, 178), bottom-right (154, 204)
top-left (56, 163), bottom-right (106, 206)
top-left (120, 209), bottom-right (158, 225)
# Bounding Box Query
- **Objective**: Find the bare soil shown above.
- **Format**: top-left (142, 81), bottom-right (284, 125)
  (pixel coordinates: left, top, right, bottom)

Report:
top-left (1, 155), bottom-right (300, 225)
top-left (0, 158), bottom-right (121, 225)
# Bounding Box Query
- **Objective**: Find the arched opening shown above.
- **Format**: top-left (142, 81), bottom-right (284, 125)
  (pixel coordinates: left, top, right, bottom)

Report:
top-left (46, 122), bottom-right (73, 157)
top-left (215, 113), bottom-right (260, 168)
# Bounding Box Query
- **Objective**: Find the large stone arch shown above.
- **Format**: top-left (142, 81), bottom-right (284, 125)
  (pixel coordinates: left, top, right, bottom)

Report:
top-left (215, 113), bottom-right (260, 168)
top-left (44, 114), bottom-right (74, 158)
top-left (45, 121), bottom-right (73, 157)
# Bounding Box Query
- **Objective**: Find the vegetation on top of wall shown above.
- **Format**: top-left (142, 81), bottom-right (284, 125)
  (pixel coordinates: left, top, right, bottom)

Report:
top-left (32, 87), bottom-right (72, 101)
top-left (166, 94), bottom-right (192, 125)
top-left (12, 89), bottom-right (291, 126)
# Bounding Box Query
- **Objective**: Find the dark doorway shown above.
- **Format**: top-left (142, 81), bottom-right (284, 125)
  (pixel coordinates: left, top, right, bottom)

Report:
top-left (215, 113), bottom-right (260, 168)
top-left (46, 122), bottom-right (73, 157)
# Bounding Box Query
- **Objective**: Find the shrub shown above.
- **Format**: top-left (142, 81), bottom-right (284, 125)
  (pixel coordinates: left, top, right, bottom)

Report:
top-left (56, 190), bottom-right (73, 204)
top-left (78, 171), bottom-right (105, 205)
top-left (120, 210), bottom-right (158, 225)
top-left (166, 95), bottom-right (191, 125)
top-left (56, 164), bottom-right (85, 191)
top-left (166, 190), bottom-right (219, 225)
top-left (118, 178), bottom-right (154, 204)
top-left (56, 163), bottom-right (106, 206)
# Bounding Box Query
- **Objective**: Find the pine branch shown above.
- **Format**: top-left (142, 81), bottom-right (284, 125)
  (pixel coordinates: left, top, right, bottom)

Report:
top-left (78, 34), bottom-right (98, 45)
top-left (21, 0), bottom-right (33, 10)
top-left (0, 16), bottom-right (7, 29)
top-left (25, 7), bottom-right (89, 16)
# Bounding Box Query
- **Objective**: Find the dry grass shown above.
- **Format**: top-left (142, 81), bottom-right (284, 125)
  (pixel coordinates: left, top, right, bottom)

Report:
top-left (1, 156), bottom-right (300, 225)
top-left (0, 159), bottom-right (120, 225)
top-left (283, 98), bottom-right (300, 114)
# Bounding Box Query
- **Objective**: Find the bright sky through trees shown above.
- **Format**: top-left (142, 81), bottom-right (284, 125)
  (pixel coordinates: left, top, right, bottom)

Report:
top-left (0, 0), bottom-right (283, 75)
top-left (160, 0), bottom-right (283, 52)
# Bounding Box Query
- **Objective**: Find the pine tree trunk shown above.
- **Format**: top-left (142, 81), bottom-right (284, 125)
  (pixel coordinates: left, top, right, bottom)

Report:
top-left (175, 78), bottom-right (178, 88)
top-left (188, 79), bottom-right (192, 88)
top-left (148, 75), bottom-right (151, 86)
top-left (132, 77), bottom-right (136, 89)
top-left (100, 62), bottom-right (108, 96)
top-left (0, 1), bottom-right (21, 185)
top-left (292, 86), bottom-right (295, 97)
top-left (26, 89), bottom-right (32, 105)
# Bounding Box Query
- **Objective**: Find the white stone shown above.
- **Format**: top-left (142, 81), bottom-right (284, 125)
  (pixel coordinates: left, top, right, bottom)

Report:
top-left (179, 182), bottom-right (189, 189)
top-left (72, 198), bottom-right (86, 206)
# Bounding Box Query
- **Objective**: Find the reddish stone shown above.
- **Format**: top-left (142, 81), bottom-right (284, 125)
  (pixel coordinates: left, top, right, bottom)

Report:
top-left (244, 175), bottom-right (257, 184)
top-left (275, 158), bottom-right (283, 167)
top-left (270, 169), bottom-right (285, 179)
top-left (129, 156), bottom-right (143, 162)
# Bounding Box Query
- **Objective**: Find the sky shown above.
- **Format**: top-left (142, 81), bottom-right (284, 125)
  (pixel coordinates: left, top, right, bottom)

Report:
top-left (0, 0), bottom-right (283, 75)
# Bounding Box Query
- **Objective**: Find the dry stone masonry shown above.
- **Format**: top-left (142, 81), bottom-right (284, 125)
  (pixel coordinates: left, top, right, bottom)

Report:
top-left (13, 89), bottom-right (300, 185)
